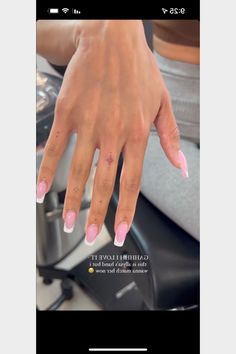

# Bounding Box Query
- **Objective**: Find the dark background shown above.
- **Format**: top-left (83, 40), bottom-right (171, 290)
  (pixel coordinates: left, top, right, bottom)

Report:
top-left (37, 309), bottom-right (199, 353)
top-left (37, 0), bottom-right (200, 20)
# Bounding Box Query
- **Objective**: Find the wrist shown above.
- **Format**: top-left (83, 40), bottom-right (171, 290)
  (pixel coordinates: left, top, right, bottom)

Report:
top-left (105, 20), bottom-right (142, 29)
top-left (73, 20), bottom-right (144, 49)
top-left (104, 20), bottom-right (143, 38)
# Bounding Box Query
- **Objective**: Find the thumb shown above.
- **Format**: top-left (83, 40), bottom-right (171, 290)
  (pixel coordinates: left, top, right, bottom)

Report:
top-left (154, 90), bottom-right (189, 178)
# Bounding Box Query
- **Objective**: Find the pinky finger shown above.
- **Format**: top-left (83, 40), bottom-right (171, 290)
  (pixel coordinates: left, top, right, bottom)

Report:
top-left (36, 121), bottom-right (70, 202)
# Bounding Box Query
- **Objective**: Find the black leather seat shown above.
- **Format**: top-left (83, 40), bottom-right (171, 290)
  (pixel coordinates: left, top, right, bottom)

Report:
top-left (105, 159), bottom-right (200, 310)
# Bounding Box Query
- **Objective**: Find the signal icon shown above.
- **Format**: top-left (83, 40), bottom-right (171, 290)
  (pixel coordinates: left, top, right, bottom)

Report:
top-left (62, 8), bottom-right (69, 14)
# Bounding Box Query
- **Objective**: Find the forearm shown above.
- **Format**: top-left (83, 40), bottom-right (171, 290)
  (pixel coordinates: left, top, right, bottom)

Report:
top-left (36, 20), bottom-right (80, 65)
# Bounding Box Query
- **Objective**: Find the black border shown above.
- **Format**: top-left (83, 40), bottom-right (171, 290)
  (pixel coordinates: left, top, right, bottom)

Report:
top-left (37, 0), bottom-right (200, 20)
top-left (37, 309), bottom-right (199, 353)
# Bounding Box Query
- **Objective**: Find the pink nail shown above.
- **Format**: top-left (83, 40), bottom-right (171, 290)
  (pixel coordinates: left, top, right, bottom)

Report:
top-left (178, 150), bottom-right (189, 178)
top-left (64, 211), bottom-right (76, 234)
top-left (114, 223), bottom-right (128, 247)
top-left (36, 181), bottom-right (47, 203)
top-left (85, 224), bottom-right (99, 246)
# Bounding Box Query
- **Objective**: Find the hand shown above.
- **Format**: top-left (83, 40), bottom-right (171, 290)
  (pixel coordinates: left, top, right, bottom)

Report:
top-left (36, 20), bottom-right (188, 247)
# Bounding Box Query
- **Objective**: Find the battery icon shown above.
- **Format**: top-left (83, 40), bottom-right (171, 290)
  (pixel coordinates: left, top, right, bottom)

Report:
top-left (48, 8), bottom-right (59, 14)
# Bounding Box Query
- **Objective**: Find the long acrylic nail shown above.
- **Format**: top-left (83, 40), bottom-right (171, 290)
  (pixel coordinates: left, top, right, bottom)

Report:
top-left (36, 181), bottom-right (47, 203)
top-left (178, 150), bottom-right (189, 178)
top-left (114, 222), bottom-right (128, 247)
top-left (64, 211), bottom-right (76, 234)
top-left (85, 224), bottom-right (99, 246)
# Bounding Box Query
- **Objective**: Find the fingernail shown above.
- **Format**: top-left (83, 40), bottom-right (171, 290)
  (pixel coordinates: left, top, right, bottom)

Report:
top-left (36, 181), bottom-right (47, 203)
top-left (178, 150), bottom-right (189, 178)
top-left (85, 224), bottom-right (99, 246)
top-left (114, 222), bottom-right (128, 247)
top-left (64, 211), bottom-right (76, 234)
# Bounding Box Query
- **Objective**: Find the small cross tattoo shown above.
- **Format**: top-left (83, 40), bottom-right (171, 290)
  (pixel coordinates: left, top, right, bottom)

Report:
top-left (106, 153), bottom-right (114, 166)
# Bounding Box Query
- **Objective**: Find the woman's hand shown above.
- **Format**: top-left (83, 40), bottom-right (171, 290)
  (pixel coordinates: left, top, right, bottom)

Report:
top-left (36, 20), bottom-right (188, 247)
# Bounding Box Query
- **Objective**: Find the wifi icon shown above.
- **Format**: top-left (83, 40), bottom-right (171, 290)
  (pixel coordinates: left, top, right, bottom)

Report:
top-left (62, 8), bottom-right (69, 14)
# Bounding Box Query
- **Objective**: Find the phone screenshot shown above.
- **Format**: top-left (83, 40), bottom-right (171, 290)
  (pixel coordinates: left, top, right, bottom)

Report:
top-left (36, 2), bottom-right (200, 352)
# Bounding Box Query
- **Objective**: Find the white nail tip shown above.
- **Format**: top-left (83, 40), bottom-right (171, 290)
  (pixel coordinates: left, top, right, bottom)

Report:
top-left (114, 238), bottom-right (124, 247)
top-left (182, 170), bottom-right (189, 178)
top-left (36, 196), bottom-right (45, 204)
top-left (63, 224), bottom-right (74, 234)
top-left (84, 238), bottom-right (96, 246)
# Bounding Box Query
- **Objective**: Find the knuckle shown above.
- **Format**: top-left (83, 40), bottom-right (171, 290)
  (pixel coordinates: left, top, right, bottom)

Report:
top-left (55, 96), bottom-right (71, 119)
top-left (88, 214), bottom-right (102, 225)
top-left (67, 177), bottom-right (85, 197)
top-left (82, 110), bottom-right (96, 127)
top-left (44, 143), bottom-right (59, 158)
top-left (116, 207), bottom-right (134, 222)
top-left (162, 88), bottom-right (171, 104)
top-left (71, 165), bottom-right (86, 180)
top-left (70, 158), bottom-right (91, 181)
top-left (114, 119), bottom-right (126, 134)
top-left (97, 178), bottom-right (114, 194)
top-left (71, 186), bottom-right (82, 195)
top-left (103, 115), bottom-right (125, 137)
top-left (39, 165), bottom-right (54, 178)
top-left (121, 177), bottom-right (140, 194)
top-left (170, 125), bottom-right (180, 140)
top-left (88, 200), bottom-right (108, 224)
top-left (92, 198), bottom-right (105, 209)
top-left (130, 124), bottom-right (149, 143)
top-left (159, 89), bottom-right (173, 116)
top-left (89, 208), bottom-right (104, 220)
top-left (161, 125), bottom-right (180, 143)
top-left (65, 194), bottom-right (80, 208)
